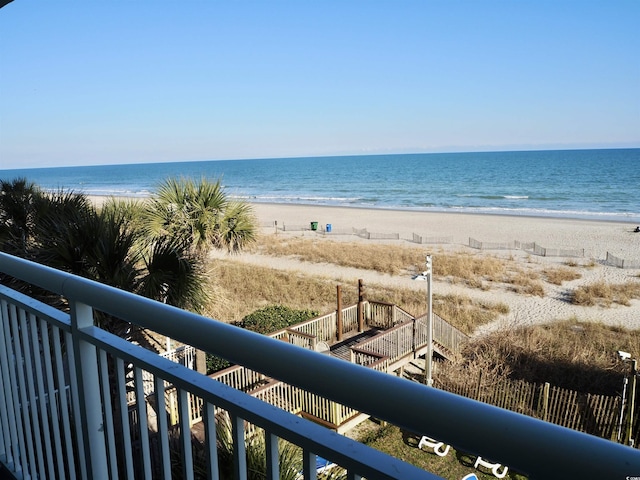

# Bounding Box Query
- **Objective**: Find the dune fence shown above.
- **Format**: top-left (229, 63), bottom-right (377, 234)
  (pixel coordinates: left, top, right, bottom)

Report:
top-left (436, 372), bottom-right (624, 443)
top-left (468, 238), bottom-right (585, 257)
top-left (264, 221), bottom-right (640, 265)
top-left (605, 252), bottom-right (640, 269)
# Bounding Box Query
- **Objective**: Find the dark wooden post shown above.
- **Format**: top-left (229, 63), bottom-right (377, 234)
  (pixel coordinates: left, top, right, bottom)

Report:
top-left (357, 279), bottom-right (364, 332)
top-left (336, 285), bottom-right (343, 342)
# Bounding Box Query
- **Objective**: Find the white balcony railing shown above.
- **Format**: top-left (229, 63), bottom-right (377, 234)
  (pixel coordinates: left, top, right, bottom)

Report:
top-left (1, 251), bottom-right (639, 479)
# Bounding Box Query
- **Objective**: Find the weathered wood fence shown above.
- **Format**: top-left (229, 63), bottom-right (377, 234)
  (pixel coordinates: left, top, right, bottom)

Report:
top-left (436, 372), bottom-right (625, 442)
top-left (469, 238), bottom-right (585, 257)
top-left (606, 252), bottom-right (640, 269)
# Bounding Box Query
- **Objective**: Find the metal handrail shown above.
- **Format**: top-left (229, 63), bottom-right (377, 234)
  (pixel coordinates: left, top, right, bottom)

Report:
top-left (1, 251), bottom-right (639, 479)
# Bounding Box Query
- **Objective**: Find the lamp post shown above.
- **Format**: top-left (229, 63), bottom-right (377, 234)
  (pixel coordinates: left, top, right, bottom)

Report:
top-left (425, 255), bottom-right (433, 387)
top-left (617, 350), bottom-right (637, 446)
top-left (627, 359), bottom-right (637, 447)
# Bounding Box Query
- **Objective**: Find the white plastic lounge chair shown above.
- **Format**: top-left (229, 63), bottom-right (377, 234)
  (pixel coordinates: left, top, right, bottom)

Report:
top-left (417, 436), bottom-right (450, 457)
top-left (295, 456), bottom-right (336, 479)
top-left (315, 456), bottom-right (336, 474)
top-left (474, 456), bottom-right (509, 478)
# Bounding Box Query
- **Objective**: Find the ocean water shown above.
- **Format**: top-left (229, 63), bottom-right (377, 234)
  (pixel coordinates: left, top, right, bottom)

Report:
top-left (1, 149), bottom-right (639, 222)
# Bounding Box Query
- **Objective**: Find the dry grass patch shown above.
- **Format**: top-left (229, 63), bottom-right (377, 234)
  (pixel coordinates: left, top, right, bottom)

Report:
top-left (254, 235), bottom-right (523, 289)
top-left (506, 272), bottom-right (546, 296)
top-left (206, 260), bottom-right (508, 332)
top-left (570, 280), bottom-right (640, 307)
top-left (435, 294), bottom-right (509, 335)
top-left (435, 250), bottom-right (506, 283)
top-left (439, 319), bottom-right (640, 395)
top-left (563, 259), bottom-right (597, 269)
top-left (542, 266), bottom-right (582, 285)
top-left (204, 260), bottom-right (358, 322)
top-left (252, 235), bottom-right (424, 275)
top-left (255, 235), bottom-right (589, 297)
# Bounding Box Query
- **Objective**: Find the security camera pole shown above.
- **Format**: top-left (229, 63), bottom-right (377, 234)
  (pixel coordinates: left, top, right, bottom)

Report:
top-left (627, 358), bottom-right (637, 446)
top-left (425, 255), bottom-right (433, 387)
top-left (617, 350), bottom-right (637, 446)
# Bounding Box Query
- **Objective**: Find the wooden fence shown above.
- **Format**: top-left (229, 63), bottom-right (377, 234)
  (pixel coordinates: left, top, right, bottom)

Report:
top-left (469, 238), bottom-right (585, 257)
top-left (411, 233), bottom-right (454, 245)
top-left (436, 372), bottom-right (624, 442)
top-left (606, 252), bottom-right (640, 269)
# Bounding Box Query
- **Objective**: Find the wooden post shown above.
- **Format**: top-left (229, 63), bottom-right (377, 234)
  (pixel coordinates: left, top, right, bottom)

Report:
top-left (357, 279), bottom-right (364, 332)
top-left (542, 382), bottom-right (550, 422)
top-left (336, 285), bottom-right (343, 342)
top-left (475, 371), bottom-right (483, 400)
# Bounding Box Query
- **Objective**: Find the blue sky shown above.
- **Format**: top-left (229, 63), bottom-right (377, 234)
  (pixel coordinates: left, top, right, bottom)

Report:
top-left (1, 1), bottom-right (639, 169)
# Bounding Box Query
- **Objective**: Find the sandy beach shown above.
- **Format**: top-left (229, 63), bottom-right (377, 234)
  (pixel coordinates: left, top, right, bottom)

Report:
top-left (244, 203), bottom-right (640, 333)
top-left (251, 203), bottom-right (640, 260)
top-left (90, 196), bottom-right (640, 332)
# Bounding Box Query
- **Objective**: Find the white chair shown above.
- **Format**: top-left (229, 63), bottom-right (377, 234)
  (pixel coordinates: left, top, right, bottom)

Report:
top-left (417, 436), bottom-right (450, 457)
top-left (474, 456), bottom-right (509, 478)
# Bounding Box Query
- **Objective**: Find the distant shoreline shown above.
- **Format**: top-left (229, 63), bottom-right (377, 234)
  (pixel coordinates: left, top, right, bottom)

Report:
top-left (249, 200), bottom-right (639, 225)
top-left (87, 195), bottom-right (637, 261)
top-left (87, 195), bottom-right (638, 225)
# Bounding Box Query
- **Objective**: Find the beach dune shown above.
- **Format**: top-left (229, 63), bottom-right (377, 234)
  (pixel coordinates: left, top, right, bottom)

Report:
top-left (89, 196), bottom-right (640, 331)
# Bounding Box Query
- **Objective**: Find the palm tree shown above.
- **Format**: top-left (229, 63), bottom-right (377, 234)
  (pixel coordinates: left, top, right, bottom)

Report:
top-left (0, 177), bottom-right (43, 258)
top-left (0, 184), bottom-right (210, 330)
top-left (144, 177), bottom-right (257, 254)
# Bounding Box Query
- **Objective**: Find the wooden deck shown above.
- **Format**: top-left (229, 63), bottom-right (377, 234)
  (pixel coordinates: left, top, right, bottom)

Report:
top-left (192, 301), bottom-right (469, 433)
top-left (329, 328), bottom-right (383, 360)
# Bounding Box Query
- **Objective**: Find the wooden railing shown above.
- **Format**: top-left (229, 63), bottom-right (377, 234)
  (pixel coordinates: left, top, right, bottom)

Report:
top-left (252, 380), bottom-right (303, 416)
top-left (366, 301), bottom-right (395, 328)
top-left (411, 312), bottom-right (468, 354)
top-left (299, 389), bottom-right (360, 427)
top-left (272, 311), bottom-right (336, 343)
top-left (341, 303), bottom-right (360, 333)
top-left (355, 320), bottom-right (414, 364)
top-left (285, 328), bottom-right (317, 350)
top-left (166, 302), bottom-right (468, 432)
top-left (211, 365), bottom-right (268, 392)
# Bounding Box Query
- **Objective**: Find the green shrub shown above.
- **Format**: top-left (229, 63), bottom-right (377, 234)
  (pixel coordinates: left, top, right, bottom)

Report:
top-left (237, 305), bottom-right (318, 334)
top-left (206, 355), bottom-right (232, 374)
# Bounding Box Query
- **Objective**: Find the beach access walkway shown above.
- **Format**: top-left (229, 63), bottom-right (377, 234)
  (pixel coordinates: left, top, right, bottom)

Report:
top-left (190, 299), bottom-right (468, 434)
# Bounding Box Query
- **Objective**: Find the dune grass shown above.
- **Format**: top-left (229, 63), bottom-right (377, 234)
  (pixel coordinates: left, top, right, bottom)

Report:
top-left (251, 235), bottom-right (583, 296)
top-left (440, 319), bottom-right (640, 395)
top-left (205, 260), bottom-right (508, 335)
top-left (569, 280), bottom-right (640, 307)
top-left (542, 266), bottom-right (582, 285)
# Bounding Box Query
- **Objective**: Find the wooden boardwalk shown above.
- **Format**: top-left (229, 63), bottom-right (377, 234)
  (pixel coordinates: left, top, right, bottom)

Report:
top-left (197, 301), bottom-right (469, 432)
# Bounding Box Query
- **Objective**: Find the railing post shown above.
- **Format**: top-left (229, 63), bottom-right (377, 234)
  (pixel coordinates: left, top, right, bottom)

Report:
top-left (336, 285), bottom-right (343, 342)
top-left (69, 300), bottom-right (108, 478)
top-left (424, 255), bottom-right (433, 387)
top-left (357, 279), bottom-right (364, 332)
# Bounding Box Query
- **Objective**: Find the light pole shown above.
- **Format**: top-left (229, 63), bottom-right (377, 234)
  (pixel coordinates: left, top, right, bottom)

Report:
top-left (425, 255), bottom-right (433, 387)
top-left (617, 350), bottom-right (637, 446)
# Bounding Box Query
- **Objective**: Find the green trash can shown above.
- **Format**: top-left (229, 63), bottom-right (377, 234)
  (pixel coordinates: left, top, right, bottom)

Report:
top-left (310, 221), bottom-right (318, 231)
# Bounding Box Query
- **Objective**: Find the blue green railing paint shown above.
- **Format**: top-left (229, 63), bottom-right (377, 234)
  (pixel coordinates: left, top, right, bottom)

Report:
top-left (1, 251), bottom-right (639, 479)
